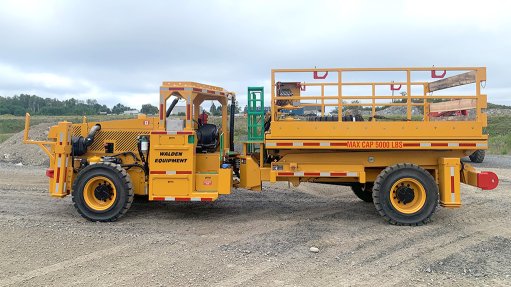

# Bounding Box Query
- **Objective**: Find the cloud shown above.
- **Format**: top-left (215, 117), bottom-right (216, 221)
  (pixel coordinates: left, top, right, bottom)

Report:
top-left (0, 0), bottom-right (510, 109)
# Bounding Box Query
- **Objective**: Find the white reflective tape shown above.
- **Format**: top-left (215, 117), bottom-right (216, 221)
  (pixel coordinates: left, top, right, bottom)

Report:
top-left (191, 198), bottom-right (201, 202)
top-left (294, 171), bottom-right (304, 177)
top-left (166, 197), bottom-right (176, 201)
top-left (55, 183), bottom-right (59, 194)
top-left (266, 142), bottom-right (277, 147)
top-left (320, 172), bottom-right (330, 177)
top-left (57, 157), bottom-right (62, 168)
top-left (451, 193), bottom-right (456, 202)
top-left (320, 142), bottom-right (330, 147)
top-left (448, 143), bottom-right (459, 147)
top-left (420, 143), bottom-right (431, 147)
top-left (293, 142), bottom-right (303, 147)
top-left (450, 167), bottom-right (455, 177)
top-left (184, 87), bottom-right (193, 91)
top-left (166, 171), bottom-right (176, 175)
top-left (476, 143), bottom-right (487, 147)
top-left (59, 132), bottom-right (64, 143)
top-left (202, 89), bottom-right (208, 93)
top-left (63, 182), bottom-right (67, 193)
top-left (347, 172), bottom-right (358, 177)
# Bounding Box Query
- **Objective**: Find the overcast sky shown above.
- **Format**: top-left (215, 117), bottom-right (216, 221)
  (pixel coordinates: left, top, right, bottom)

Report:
top-left (0, 0), bottom-right (510, 109)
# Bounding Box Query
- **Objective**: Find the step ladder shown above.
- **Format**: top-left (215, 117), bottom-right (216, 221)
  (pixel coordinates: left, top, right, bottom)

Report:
top-left (247, 87), bottom-right (265, 153)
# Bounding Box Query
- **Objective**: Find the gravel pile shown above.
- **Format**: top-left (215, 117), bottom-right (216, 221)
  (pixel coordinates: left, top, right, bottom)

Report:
top-left (0, 122), bottom-right (55, 166)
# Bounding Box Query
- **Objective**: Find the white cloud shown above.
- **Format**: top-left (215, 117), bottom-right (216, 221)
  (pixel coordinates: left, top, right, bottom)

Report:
top-left (0, 0), bottom-right (509, 108)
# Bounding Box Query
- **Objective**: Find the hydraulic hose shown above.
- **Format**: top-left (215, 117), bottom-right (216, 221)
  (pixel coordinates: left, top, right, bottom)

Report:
top-left (165, 98), bottom-right (180, 117)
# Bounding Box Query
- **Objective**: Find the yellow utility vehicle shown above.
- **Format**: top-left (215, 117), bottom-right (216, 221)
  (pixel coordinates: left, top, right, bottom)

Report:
top-left (24, 67), bottom-right (499, 225)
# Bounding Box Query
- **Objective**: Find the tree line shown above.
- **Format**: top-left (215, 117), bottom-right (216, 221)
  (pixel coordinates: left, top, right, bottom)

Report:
top-left (0, 94), bottom-right (159, 116)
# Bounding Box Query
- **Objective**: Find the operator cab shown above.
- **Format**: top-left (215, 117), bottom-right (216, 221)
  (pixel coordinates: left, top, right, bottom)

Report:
top-left (159, 82), bottom-right (234, 154)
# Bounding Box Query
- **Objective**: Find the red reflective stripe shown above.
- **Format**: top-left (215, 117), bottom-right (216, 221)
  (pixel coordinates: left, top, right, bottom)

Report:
top-left (201, 197), bottom-right (213, 202)
top-left (176, 171), bottom-right (192, 174)
top-left (278, 172), bottom-right (294, 176)
top-left (169, 87), bottom-right (184, 91)
top-left (192, 88), bottom-right (202, 92)
top-left (186, 104), bottom-right (191, 120)
top-left (330, 142), bottom-right (347, 146)
top-left (150, 171), bottom-right (165, 174)
top-left (331, 172), bottom-right (347, 176)
top-left (450, 175), bottom-right (455, 193)
top-left (153, 197), bottom-right (165, 201)
top-left (207, 90), bottom-right (216, 94)
top-left (177, 131), bottom-right (193, 135)
top-left (159, 104), bottom-right (164, 120)
top-left (431, 143), bottom-right (448, 147)
top-left (303, 142), bottom-right (320, 146)
top-left (151, 131), bottom-right (167, 134)
top-left (55, 167), bottom-right (61, 183)
top-left (304, 172), bottom-right (320, 176)
top-left (276, 142), bottom-right (293, 146)
top-left (459, 143), bottom-right (476, 147)
top-left (175, 197), bottom-right (190, 201)
top-left (403, 143), bottom-right (420, 147)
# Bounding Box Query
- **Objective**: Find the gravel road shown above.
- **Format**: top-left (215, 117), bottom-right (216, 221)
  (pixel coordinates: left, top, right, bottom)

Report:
top-left (0, 156), bottom-right (510, 286)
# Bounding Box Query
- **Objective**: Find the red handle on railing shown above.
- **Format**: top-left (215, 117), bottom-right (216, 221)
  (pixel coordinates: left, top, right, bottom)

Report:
top-left (313, 71), bottom-right (328, 79)
top-left (390, 84), bottom-right (402, 91)
top-left (431, 70), bottom-right (446, 78)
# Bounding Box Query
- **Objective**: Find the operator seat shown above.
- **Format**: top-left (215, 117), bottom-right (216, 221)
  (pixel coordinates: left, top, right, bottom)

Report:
top-left (196, 124), bottom-right (219, 152)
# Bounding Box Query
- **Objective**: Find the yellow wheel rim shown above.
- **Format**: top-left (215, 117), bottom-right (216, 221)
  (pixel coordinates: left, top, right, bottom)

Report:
top-left (389, 178), bottom-right (426, 214)
top-left (83, 176), bottom-right (117, 211)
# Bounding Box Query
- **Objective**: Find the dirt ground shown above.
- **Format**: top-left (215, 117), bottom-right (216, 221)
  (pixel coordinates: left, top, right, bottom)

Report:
top-left (0, 156), bottom-right (510, 287)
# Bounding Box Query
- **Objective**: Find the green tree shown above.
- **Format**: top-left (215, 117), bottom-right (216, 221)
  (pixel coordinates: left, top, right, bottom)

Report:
top-left (141, 104), bottom-right (158, 115)
top-left (209, 103), bottom-right (217, 115)
top-left (112, 103), bottom-right (131, 114)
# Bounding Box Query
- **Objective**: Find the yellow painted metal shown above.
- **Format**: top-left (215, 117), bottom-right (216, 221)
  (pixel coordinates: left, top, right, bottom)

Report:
top-left (218, 167), bottom-right (233, 195)
top-left (196, 153), bottom-right (221, 173)
top-left (83, 176), bottom-right (117, 211)
top-left (389, 178), bottom-right (427, 214)
top-left (128, 168), bottom-right (146, 196)
top-left (150, 175), bottom-right (190, 198)
top-left (25, 115), bottom-right (73, 198)
top-left (460, 163), bottom-right (479, 188)
top-left (195, 173), bottom-right (218, 192)
top-left (239, 156), bottom-right (262, 190)
top-left (269, 67), bottom-right (488, 145)
top-left (438, 158), bottom-right (461, 208)
top-left (159, 81), bottom-right (235, 153)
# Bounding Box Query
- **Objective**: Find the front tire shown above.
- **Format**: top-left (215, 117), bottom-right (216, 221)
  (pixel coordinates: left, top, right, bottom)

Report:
top-left (72, 162), bottom-right (134, 222)
top-left (373, 163), bottom-right (438, 226)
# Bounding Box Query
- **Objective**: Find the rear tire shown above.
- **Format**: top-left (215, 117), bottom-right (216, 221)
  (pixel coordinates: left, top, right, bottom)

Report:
top-left (469, 150), bottom-right (485, 163)
top-left (373, 163), bottom-right (438, 226)
top-left (72, 162), bottom-right (133, 222)
top-left (351, 183), bottom-right (374, 202)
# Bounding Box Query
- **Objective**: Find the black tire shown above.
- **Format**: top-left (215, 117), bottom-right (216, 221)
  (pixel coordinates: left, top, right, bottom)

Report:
top-left (469, 150), bottom-right (485, 163)
top-left (72, 162), bottom-right (133, 222)
top-left (351, 183), bottom-right (374, 202)
top-left (372, 163), bottom-right (438, 226)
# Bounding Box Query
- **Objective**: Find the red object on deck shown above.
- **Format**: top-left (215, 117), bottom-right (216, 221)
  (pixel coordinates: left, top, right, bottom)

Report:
top-left (199, 112), bottom-right (208, 124)
top-left (477, 171), bottom-right (499, 190)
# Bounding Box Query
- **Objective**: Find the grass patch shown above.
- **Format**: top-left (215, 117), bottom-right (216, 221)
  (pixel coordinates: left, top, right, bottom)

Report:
top-left (0, 133), bottom-right (14, 144)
